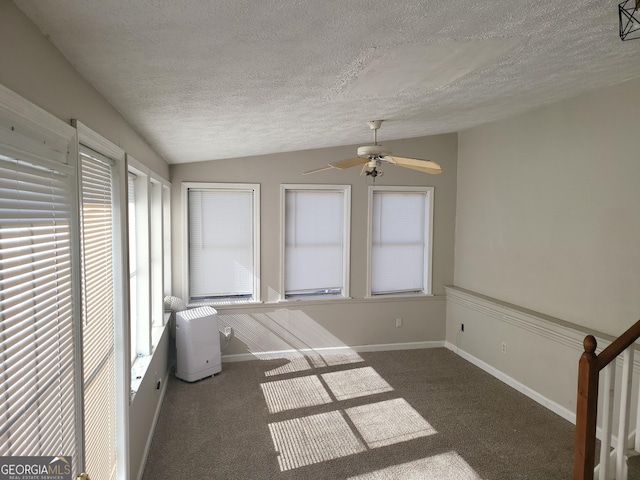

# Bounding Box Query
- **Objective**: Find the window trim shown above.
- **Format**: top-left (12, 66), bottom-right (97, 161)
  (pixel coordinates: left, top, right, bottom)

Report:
top-left (182, 182), bottom-right (261, 305)
top-left (149, 174), bottom-right (166, 329)
top-left (161, 182), bottom-right (172, 299)
top-left (0, 87), bottom-right (80, 469)
top-left (127, 157), bottom-right (171, 363)
top-left (279, 184), bottom-right (351, 301)
top-left (366, 185), bottom-right (434, 298)
top-left (74, 119), bottom-right (129, 479)
top-left (127, 157), bottom-right (151, 361)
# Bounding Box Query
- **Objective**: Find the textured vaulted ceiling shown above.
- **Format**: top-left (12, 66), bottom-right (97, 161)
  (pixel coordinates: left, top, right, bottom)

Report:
top-left (12, 0), bottom-right (640, 164)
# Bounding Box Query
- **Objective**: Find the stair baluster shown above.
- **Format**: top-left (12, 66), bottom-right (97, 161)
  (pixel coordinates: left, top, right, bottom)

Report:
top-left (599, 362), bottom-right (615, 480)
top-left (616, 349), bottom-right (634, 479)
top-left (574, 319), bottom-right (640, 480)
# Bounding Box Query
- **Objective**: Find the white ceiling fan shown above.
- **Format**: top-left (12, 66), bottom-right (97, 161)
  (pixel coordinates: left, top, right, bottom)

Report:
top-left (304, 120), bottom-right (442, 178)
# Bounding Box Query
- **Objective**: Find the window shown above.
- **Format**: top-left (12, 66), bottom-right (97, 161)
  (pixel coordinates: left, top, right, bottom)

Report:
top-left (75, 119), bottom-right (129, 480)
top-left (78, 146), bottom-right (118, 480)
top-left (281, 185), bottom-right (350, 299)
top-left (0, 85), bottom-right (79, 470)
top-left (183, 183), bottom-right (260, 304)
top-left (0, 154), bottom-right (78, 461)
top-left (127, 157), bottom-right (171, 365)
top-left (162, 183), bottom-right (172, 298)
top-left (127, 171), bottom-right (141, 362)
top-left (149, 178), bottom-right (164, 328)
top-left (368, 186), bottom-right (434, 296)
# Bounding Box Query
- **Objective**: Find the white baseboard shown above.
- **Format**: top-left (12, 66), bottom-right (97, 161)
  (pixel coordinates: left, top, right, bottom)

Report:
top-left (222, 340), bottom-right (445, 363)
top-left (444, 341), bottom-right (576, 425)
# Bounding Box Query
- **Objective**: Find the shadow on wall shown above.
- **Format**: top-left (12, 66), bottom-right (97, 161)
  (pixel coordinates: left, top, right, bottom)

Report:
top-left (217, 309), bottom-right (362, 376)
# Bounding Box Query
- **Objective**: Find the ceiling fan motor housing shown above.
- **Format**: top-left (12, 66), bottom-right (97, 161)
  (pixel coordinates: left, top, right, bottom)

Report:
top-left (357, 145), bottom-right (390, 158)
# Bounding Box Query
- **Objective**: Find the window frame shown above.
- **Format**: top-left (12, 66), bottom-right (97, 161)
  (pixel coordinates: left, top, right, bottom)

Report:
top-left (127, 157), bottom-right (151, 361)
top-left (0, 88), bottom-right (80, 469)
top-left (127, 170), bottom-right (140, 363)
top-left (280, 184), bottom-right (351, 301)
top-left (149, 173), bottom-right (166, 330)
top-left (162, 182), bottom-right (172, 299)
top-left (127, 156), bottom-right (171, 365)
top-left (74, 119), bottom-right (129, 480)
top-left (366, 185), bottom-right (434, 298)
top-left (182, 182), bottom-right (261, 305)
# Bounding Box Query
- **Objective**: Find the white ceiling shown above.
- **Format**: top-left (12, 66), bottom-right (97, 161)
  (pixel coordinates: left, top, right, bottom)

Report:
top-left (12, 0), bottom-right (640, 164)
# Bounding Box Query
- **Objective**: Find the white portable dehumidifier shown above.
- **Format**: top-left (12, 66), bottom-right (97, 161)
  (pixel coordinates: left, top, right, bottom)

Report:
top-left (175, 306), bottom-right (222, 382)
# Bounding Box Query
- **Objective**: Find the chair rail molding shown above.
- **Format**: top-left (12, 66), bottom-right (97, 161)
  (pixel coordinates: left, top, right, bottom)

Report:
top-left (445, 286), bottom-right (640, 431)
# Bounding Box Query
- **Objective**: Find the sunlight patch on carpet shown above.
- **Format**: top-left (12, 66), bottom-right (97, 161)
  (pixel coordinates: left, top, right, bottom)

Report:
top-left (262, 350), bottom-right (365, 376)
top-left (263, 353), bottom-right (314, 377)
top-left (268, 411), bottom-right (366, 471)
top-left (347, 451), bottom-right (483, 479)
top-left (260, 375), bottom-right (332, 413)
top-left (321, 366), bottom-right (394, 400)
top-left (345, 398), bottom-right (436, 448)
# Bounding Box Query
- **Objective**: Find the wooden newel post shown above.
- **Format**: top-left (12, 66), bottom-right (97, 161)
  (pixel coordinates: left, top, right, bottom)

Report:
top-left (574, 335), bottom-right (599, 480)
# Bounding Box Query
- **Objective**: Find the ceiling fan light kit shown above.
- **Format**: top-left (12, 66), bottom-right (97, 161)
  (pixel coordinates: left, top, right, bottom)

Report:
top-left (619, 0), bottom-right (640, 41)
top-left (303, 120), bottom-right (442, 177)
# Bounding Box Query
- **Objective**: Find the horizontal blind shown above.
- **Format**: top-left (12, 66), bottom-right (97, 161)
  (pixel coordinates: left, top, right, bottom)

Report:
top-left (188, 189), bottom-right (254, 299)
top-left (285, 190), bottom-right (344, 294)
top-left (0, 155), bottom-right (77, 460)
top-left (371, 191), bottom-right (427, 294)
top-left (80, 150), bottom-right (116, 480)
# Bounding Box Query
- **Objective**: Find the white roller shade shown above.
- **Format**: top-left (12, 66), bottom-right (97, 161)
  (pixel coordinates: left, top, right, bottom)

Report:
top-left (188, 188), bottom-right (255, 299)
top-left (285, 189), bottom-right (344, 295)
top-left (371, 190), bottom-right (428, 295)
top-left (0, 155), bottom-right (77, 459)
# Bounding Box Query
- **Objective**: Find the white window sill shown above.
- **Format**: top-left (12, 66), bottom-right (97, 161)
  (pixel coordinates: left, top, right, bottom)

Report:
top-left (278, 295), bottom-right (351, 303)
top-left (130, 313), bottom-right (171, 401)
top-left (365, 292), bottom-right (434, 299)
top-left (209, 294), bottom-right (443, 312)
top-left (187, 299), bottom-right (262, 308)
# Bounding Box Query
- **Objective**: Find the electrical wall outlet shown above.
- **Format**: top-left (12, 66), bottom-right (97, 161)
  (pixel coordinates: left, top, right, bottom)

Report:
top-left (395, 318), bottom-right (402, 328)
top-left (501, 342), bottom-right (507, 354)
top-left (223, 326), bottom-right (232, 337)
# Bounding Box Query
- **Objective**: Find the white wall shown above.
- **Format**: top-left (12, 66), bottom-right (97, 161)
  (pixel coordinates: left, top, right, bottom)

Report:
top-left (170, 134), bottom-right (458, 356)
top-left (449, 76), bottom-right (640, 420)
top-left (455, 77), bottom-right (640, 336)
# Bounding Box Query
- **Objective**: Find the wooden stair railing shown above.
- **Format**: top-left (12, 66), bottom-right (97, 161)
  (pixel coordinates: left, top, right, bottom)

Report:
top-left (574, 319), bottom-right (640, 480)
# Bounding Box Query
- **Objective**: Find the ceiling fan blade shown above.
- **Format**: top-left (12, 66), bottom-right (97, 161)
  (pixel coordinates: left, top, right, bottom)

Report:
top-left (387, 155), bottom-right (442, 174)
top-left (329, 157), bottom-right (368, 170)
top-left (397, 163), bottom-right (442, 175)
top-left (303, 165), bottom-right (336, 175)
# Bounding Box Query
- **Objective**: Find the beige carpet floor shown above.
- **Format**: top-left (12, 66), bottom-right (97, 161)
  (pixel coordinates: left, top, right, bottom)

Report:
top-left (143, 348), bottom-right (575, 479)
